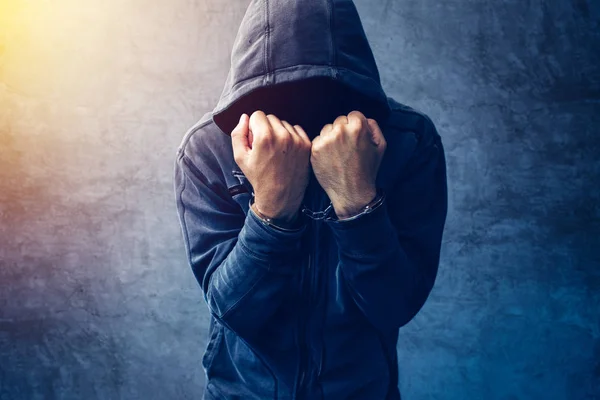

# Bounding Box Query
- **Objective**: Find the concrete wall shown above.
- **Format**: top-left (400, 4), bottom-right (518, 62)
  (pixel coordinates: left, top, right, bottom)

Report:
top-left (1, 0), bottom-right (598, 399)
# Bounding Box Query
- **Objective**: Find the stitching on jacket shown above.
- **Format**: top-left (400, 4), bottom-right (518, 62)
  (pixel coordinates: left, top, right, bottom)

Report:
top-left (264, 0), bottom-right (271, 83)
top-left (219, 259), bottom-right (268, 319)
top-left (215, 63), bottom-right (381, 104)
top-left (178, 154), bottom-right (232, 301)
top-left (176, 155), bottom-right (193, 270)
top-left (237, 233), bottom-right (273, 265)
top-left (177, 119), bottom-right (213, 155)
top-left (180, 154), bottom-right (206, 182)
top-left (328, 0), bottom-right (337, 68)
top-left (203, 319), bottom-right (223, 378)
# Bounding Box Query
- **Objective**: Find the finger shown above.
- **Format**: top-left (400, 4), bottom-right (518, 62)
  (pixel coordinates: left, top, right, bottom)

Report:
top-left (281, 120), bottom-right (307, 146)
top-left (310, 134), bottom-right (321, 152)
top-left (347, 110), bottom-right (367, 133)
top-left (231, 113), bottom-right (250, 161)
top-left (333, 114), bottom-right (349, 127)
top-left (280, 120), bottom-right (297, 136)
top-left (319, 123), bottom-right (334, 137)
top-left (367, 118), bottom-right (386, 149)
top-left (328, 115), bottom-right (349, 137)
top-left (292, 124), bottom-right (311, 144)
top-left (266, 114), bottom-right (291, 140)
top-left (249, 110), bottom-right (272, 141)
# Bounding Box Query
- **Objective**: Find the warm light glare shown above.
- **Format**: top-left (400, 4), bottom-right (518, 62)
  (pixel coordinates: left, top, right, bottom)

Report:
top-left (0, 0), bottom-right (118, 101)
top-left (0, 0), bottom-right (212, 222)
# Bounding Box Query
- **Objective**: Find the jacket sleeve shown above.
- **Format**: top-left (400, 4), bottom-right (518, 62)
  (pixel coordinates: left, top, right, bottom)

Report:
top-left (173, 150), bottom-right (308, 340)
top-left (325, 116), bottom-right (448, 333)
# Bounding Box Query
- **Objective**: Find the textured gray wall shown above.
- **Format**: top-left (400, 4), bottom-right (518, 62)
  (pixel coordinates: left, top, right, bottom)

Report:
top-left (1, 1), bottom-right (598, 399)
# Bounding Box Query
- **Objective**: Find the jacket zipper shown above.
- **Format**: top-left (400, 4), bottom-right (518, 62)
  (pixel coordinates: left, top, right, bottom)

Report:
top-left (297, 173), bottom-right (320, 399)
top-left (310, 221), bottom-right (325, 398)
top-left (296, 252), bottom-right (311, 399)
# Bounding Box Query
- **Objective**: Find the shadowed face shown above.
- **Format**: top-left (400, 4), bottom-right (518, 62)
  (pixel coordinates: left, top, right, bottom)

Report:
top-left (223, 77), bottom-right (381, 140)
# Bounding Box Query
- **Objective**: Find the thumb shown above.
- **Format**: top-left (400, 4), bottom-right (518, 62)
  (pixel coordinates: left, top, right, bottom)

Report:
top-left (366, 118), bottom-right (384, 149)
top-left (231, 113), bottom-right (250, 162)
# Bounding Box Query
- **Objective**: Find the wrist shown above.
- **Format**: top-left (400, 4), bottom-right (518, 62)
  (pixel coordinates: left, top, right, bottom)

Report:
top-left (251, 200), bottom-right (301, 230)
top-left (253, 202), bottom-right (298, 222)
top-left (332, 188), bottom-right (378, 219)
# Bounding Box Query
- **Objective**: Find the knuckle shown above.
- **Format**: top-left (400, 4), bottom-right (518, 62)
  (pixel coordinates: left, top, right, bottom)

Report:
top-left (263, 131), bottom-right (274, 139)
top-left (349, 110), bottom-right (365, 120)
top-left (276, 125), bottom-right (290, 136)
top-left (350, 112), bottom-right (366, 126)
top-left (274, 129), bottom-right (290, 142)
top-left (311, 140), bottom-right (322, 152)
top-left (321, 124), bottom-right (333, 134)
top-left (351, 123), bottom-right (363, 135)
top-left (331, 124), bottom-right (344, 135)
top-left (250, 110), bottom-right (264, 122)
top-left (334, 115), bottom-right (346, 125)
top-left (347, 125), bottom-right (359, 135)
top-left (290, 132), bottom-right (302, 145)
top-left (272, 130), bottom-right (289, 145)
top-left (255, 130), bottom-right (272, 144)
top-left (301, 138), bottom-right (312, 150)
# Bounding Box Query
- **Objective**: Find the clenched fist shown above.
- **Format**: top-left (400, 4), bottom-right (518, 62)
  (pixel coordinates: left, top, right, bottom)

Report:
top-left (231, 111), bottom-right (312, 224)
top-left (311, 110), bottom-right (386, 219)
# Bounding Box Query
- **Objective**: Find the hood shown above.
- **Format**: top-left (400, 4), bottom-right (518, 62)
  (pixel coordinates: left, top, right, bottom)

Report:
top-left (211, 0), bottom-right (392, 137)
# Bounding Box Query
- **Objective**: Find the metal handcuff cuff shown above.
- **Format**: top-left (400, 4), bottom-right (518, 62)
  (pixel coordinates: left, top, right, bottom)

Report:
top-left (249, 187), bottom-right (386, 232)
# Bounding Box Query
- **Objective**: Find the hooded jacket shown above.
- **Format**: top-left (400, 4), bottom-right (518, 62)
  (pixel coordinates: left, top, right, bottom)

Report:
top-left (173, 1), bottom-right (448, 399)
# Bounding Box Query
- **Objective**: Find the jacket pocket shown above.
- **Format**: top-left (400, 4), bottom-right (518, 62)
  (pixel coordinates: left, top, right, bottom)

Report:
top-left (205, 321), bottom-right (278, 399)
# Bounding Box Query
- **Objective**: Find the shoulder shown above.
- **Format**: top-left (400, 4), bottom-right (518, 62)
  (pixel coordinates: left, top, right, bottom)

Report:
top-left (176, 113), bottom-right (225, 160)
top-left (374, 97), bottom-right (444, 188)
top-left (384, 97), bottom-right (441, 148)
top-left (175, 113), bottom-right (236, 182)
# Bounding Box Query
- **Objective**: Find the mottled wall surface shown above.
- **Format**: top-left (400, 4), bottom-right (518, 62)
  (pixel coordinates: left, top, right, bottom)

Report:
top-left (0, 1), bottom-right (598, 399)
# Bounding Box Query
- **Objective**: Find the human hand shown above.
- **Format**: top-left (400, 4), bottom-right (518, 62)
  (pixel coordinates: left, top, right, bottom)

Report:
top-left (231, 111), bottom-right (312, 223)
top-left (310, 111), bottom-right (386, 219)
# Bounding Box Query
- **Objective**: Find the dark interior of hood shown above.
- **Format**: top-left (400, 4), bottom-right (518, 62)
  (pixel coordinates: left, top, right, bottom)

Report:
top-left (213, 76), bottom-right (389, 139)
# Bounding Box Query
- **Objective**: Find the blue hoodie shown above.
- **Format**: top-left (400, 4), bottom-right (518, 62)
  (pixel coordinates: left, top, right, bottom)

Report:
top-left (173, 1), bottom-right (448, 399)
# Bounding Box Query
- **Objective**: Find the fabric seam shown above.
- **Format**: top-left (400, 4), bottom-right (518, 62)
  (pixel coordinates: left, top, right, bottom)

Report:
top-left (237, 232), bottom-right (274, 265)
top-left (214, 63), bottom-right (383, 110)
top-left (264, 0), bottom-right (271, 84)
top-left (177, 119), bottom-right (213, 156)
top-left (219, 260), bottom-right (268, 319)
top-left (176, 154), bottom-right (193, 270)
top-left (328, 0), bottom-right (337, 68)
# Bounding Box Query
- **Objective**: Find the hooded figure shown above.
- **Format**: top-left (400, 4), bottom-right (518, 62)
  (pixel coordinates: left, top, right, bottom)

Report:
top-left (174, 1), bottom-right (448, 399)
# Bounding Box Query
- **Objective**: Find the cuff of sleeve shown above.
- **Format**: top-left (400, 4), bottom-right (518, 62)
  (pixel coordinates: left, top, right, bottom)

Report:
top-left (238, 205), bottom-right (307, 270)
top-left (325, 196), bottom-right (396, 259)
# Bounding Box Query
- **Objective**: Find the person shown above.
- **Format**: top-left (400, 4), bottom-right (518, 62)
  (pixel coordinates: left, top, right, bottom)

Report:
top-left (173, 0), bottom-right (448, 399)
